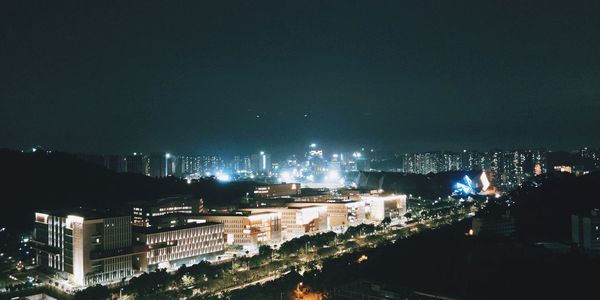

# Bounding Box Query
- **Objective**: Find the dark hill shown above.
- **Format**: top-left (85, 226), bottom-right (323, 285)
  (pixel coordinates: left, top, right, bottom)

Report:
top-left (505, 171), bottom-right (600, 242)
top-left (0, 149), bottom-right (255, 232)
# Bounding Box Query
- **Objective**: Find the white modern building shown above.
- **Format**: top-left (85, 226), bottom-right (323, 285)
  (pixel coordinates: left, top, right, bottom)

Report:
top-left (32, 209), bottom-right (137, 286)
top-left (134, 222), bottom-right (224, 272)
top-left (361, 194), bottom-right (407, 221)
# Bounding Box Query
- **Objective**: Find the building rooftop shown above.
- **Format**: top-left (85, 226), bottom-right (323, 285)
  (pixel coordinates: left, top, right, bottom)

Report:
top-left (128, 194), bottom-right (198, 207)
top-left (134, 222), bottom-right (222, 234)
top-left (37, 208), bottom-right (126, 220)
top-left (287, 205), bottom-right (324, 210)
top-left (202, 210), bottom-right (281, 217)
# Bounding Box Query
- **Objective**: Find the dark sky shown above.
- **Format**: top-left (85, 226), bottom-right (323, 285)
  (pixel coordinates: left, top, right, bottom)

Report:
top-left (1, 1), bottom-right (599, 156)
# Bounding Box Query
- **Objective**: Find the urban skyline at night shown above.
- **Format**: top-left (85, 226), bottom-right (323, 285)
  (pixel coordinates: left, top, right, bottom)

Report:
top-left (1, 1), bottom-right (599, 299)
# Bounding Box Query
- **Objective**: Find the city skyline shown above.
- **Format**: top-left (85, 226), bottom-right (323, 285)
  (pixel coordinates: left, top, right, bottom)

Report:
top-left (2, 1), bottom-right (600, 155)
top-left (2, 1), bottom-right (600, 299)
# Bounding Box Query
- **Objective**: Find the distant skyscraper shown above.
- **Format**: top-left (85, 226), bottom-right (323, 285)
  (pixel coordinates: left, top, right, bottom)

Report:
top-left (176, 155), bottom-right (201, 177)
top-left (251, 151), bottom-right (271, 174)
top-left (150, 152), bottom-right (173, 177)
top-left (125, 153), bottom-right (147, 175)
top-left (233, 155), bottom-right (252, 173)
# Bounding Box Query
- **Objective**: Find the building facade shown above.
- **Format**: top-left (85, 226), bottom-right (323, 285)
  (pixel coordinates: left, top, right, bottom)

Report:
top-left (130, 195), bottom-right (204, 227)
top-left (200, 211), bottom-right (281, 248)
top-left (253, 183), bottom-right (301, 198)
top-left (32, 210), bottom-right (135, 286)
top-left (134, 222), bottom-right (224, 272)
top-left (362, 194), bottom-right (408, 221)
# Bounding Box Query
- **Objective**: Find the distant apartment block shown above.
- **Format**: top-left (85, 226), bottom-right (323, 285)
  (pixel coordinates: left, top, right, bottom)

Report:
top-left (572, 209), bottom-right (600, 253)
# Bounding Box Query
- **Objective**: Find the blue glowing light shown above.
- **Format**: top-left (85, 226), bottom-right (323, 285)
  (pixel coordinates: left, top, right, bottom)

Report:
top-left (454, 175), bottom-right (476, 195)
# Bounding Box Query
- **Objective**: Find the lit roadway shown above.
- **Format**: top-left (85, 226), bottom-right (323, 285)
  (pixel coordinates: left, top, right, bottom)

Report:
top-left (196, 206), bottom-right (476, 298)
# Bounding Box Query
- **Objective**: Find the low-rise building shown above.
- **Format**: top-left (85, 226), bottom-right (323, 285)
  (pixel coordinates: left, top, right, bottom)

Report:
top-left (200, 211), bottom-right (282, 248)
top-left (129, 195), bottom-right (204, 227)
top-left (288, 200), bottom-right (366, 232)
top-left (133, 222), bottom-right (224, 272)
top-left (242, 206), bottom-right (327, 240)
top-left (253, 183), bottom-right (301, 198)
top-left (361, 194), bottom-right (407, 221)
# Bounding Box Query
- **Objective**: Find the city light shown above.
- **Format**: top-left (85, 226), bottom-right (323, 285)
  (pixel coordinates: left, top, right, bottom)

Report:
top-left (216, 172), bottom-right (231, 182)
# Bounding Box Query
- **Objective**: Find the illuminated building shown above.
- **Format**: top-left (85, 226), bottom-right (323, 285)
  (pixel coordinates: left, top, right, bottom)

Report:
top-left (149, 152), bottom-right (174, 177)
top-left (361, 194), bottom-right (407, 221)
top-left (233, 155), bottom-right (252, 173)
top-left (242, 206), bottom-right (327, 240)
top-left (288, 200), bottom-right (365, 232)
top-left (454, 175), bottom-right (476, 195)
top-left (129, 195), bottom-right (204, 227)
top-left (251, 151), bottom-right (271, 174)
top-left (200, 211), bottom-right (281, 248)
top-left (253, 183), bottom-right (300, 198)
top-left (133, 222), bottom-right (224, 272)
top-left (306, 144), bottom-right (326, 176)
top-left (175, 155), bottom-right (201, 177)
top-left (199, 155), bottom-right (224, 175)
top-left (32, 209), bottom-right (137, 286)
top-left (571, 209), bottom-right (600, 253)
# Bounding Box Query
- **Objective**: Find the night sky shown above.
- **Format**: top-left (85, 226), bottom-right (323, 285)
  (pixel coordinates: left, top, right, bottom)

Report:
top-left (1, 1), bottom-right (599, 155)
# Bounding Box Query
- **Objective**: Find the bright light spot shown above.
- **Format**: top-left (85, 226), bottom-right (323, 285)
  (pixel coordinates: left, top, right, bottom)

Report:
top-left (279, 171), bottom-right (293, 183)
top-left (357, 254), bottom-right (368, 263)
top-left (165, 153), bottom-right (171, 159)
top-left (325, 170), bottom-right (340, 181)
top-left (310, 143), bottom-right (317, 148)
top-left (216, 173), bottom-right (231, 182)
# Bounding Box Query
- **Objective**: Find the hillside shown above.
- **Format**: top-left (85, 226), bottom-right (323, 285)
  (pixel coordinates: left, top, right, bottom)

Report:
top-left (0, 149), bottom-right (255, 232)
top-left (506, 171), bottom-right (600, 242)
